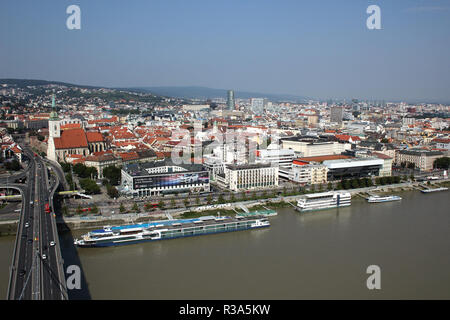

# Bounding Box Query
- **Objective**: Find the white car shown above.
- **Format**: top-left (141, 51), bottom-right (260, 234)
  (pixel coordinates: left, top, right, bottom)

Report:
top-left (50, 241), bottom-right (55, 247)
top-left (42, 254), bottom-right (47, 260)
top-left (25, 222), bottom-right (30, 228)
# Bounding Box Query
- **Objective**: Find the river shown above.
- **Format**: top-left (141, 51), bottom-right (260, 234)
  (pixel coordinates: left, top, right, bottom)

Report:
top-left (1, 190), bottom-right (449, 299)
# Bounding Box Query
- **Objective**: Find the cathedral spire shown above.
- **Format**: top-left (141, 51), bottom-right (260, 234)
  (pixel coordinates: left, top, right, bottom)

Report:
top-left (49, 94), bottom-right (59, 120)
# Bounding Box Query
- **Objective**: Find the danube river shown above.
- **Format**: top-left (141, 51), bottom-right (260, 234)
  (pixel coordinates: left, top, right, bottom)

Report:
top-left (1, 190), bottom-right (449, 299)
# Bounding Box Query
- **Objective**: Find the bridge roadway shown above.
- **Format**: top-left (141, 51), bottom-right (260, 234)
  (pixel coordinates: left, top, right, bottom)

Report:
top-left (6, 146), bottom-right (67, 300)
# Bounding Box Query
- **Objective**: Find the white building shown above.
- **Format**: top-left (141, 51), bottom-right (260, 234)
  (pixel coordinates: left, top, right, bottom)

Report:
top-left (217, 163), bottom-right (278, 192)
top-left (281, 139), bottom-right (351, 157)
top-left (255, 148), bottom-right (295, 180)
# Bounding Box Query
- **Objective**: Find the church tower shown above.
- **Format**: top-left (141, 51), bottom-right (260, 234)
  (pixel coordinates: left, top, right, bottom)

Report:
top-left (47, 94), bottom-right (60, 161)
top-left (49, 94), bottom-right (60, 138)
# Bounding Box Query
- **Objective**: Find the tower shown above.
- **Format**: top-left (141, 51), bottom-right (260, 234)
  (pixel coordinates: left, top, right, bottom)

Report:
top-left (47, 94), bottom-right (60, 161)
top-left (227, 90), bottom-right (235, 110)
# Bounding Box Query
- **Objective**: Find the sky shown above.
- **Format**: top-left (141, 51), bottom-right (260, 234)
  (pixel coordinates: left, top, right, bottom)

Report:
top-left (1, 0), bottom-right (450, 103)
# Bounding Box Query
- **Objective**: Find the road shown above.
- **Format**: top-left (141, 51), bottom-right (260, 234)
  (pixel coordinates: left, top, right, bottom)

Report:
top-left (7, 146), bottom-right (67, 300)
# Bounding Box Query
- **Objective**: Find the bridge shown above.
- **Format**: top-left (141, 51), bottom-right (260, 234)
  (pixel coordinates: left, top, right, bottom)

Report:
top-left (5, 146), bottom-right (67, 300)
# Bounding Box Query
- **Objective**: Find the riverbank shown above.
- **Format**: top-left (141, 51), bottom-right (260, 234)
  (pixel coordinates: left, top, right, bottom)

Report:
top-left (1, 179), bottom-right (448, 235)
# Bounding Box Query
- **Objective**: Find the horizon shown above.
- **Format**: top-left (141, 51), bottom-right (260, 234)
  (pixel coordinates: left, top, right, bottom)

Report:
top-left (1, 1), bottom-right (450, 103)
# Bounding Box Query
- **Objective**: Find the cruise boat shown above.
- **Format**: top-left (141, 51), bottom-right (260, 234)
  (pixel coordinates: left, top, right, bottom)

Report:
top-left (367, 195), bottom-right (402, 203)
top-left (296, 191), bottom-right (351, 212)
top-left (74, 215), bottom-right (270, 247)
top-left (421, 187), bottom-right (448, 193)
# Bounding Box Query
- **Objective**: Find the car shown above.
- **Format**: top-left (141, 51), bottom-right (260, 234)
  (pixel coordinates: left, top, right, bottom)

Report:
top-left (25, 222), bottom-right (29, 228)
top-left (41, 254), bottom-right (47, 260)
top-left (27, 239), bottom-right (33, 244)
top-left (19, 269), bottom-right (26, 277)
top-left (50, 241), bottom-right (55, 247)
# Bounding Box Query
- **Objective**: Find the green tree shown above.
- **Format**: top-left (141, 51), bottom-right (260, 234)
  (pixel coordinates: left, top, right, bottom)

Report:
top-left (91, 205), bottom-right (99, 214)
top-left (327, 182), bottom-right (333, 190)
top-left (119, 203), bottom-right (126, 213)
top-left (351, 178), bottom-right (359, 189)
top-left (80, 178), bottom-right (101, 194)
top-left (158, 200), bottom-right (165, 209)
top-left (132, 203), bottom-right (140, 212)
top-left (195, 197), bottom-right (200, 205)
top-left (218, 194), bottom-right (225, 204)
top-left (434, 157), bottom-right (450, 169)
top-left (170, 199), bottom-right (176, 208)
top-left (103, 165), bottom-right (121, 185)
top-left (207, 194), bottom-right (213, 204)
top-left (106, 184), bottom-right (119, 199)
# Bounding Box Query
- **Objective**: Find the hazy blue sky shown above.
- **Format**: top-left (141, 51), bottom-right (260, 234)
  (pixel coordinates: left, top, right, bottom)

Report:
top-left (1, 0), bottom-right (450, 102)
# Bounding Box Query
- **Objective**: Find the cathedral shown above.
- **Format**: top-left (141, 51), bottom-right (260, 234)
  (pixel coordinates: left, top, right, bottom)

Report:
top-left (47, 95), bottom-right (106, 162)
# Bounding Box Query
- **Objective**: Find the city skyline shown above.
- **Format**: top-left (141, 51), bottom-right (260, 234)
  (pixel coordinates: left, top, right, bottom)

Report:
top-left (1, 1), bottom-right (450, 103)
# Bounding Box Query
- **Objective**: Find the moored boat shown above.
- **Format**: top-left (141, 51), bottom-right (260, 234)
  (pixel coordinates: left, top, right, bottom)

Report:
top-left (367, 195), bottom-right (402, 203)
top-left (74, 215), bottom-right (270, 247)
top-left (296, 191), bottom-right (351, 212)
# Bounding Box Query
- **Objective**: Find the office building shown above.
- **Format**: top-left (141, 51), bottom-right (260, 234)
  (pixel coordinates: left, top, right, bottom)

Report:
top-left (120, 160), bottom-right (210, 197)
top-left (227, 90), bottom-right (235, 110)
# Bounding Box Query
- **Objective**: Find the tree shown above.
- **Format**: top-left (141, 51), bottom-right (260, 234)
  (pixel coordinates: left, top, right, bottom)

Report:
top-left (207, 194), bottom-right (213, 204)
top-left (5, 159), bottom-right (21, 171)
top-left (327, 182), bottom-right (333, 191)
top-left (79, 178), bottom-right (100, 194)
top-left (407, 162), bottom-right (416, 170)
top-left (119, 203), bottom-right (126, 213)
top-left (132, 203), bottom-right (140, 212)
top-left (195, 197), bottom-right (200, 205)
top-left (158, 200), bottom-right (165, 209)
top-left (170, 199), bottom-right (176, 208)
top-left (218, 194), bottom-right (225, 204)
top-left (106, 184), bottom-right (119, 199)
top-left (434, 157), bottom-right (450, 170)
top-left (184, 198), bottom-right (190, 207)
top-left (103, 165), bottom-right (121, 185)
top-left (91, 205), bottom-right (99, 214)
top-left (351, 178), bottom-right (359, 189)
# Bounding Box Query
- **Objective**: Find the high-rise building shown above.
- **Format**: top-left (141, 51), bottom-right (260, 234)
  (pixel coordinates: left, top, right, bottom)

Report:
top-left (227, 90), bottom-right (235, 110)
top-left (330, 106), bottom-right (343, 124)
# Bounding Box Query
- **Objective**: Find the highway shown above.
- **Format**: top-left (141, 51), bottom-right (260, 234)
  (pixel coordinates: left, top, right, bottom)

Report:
top-left (6, 147), bottom-right (67, 300)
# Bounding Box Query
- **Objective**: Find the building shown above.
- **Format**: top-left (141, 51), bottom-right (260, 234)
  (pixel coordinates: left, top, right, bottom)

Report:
top-left (47, 95), bottom-right (107, 162)
top-left (330, 106), bottom-right (343, 124)
top-left (227, 90), bottom-right (235, 110)
top-left (370, 152), bottom-right (393, 177)
top-left (84, 153), bottom-right (118, 179)
top-left (281, 137), bottom-right (351, 157)
top-left (396, 149), bottom-right (444, 171)
top-left (120, 160), bottom-right (210, 198)
top-left (292, 161), bottom-right (328, 185)
top-left (323, 157), bottom-right (384, 180)
top-left (182, 104), bottom-right (210, 111)
top-left (255, 148), bottom-right (295, 180)
top-left (217, 163), bottom-right (278, 192)
top-left (250, 98), bottom-right (266, 115)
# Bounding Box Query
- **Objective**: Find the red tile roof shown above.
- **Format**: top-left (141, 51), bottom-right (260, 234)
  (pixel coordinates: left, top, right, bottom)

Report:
top-left (53, 129), bottom-right (88, 149)
top-left (86, 131), bottom-right (104, 143)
